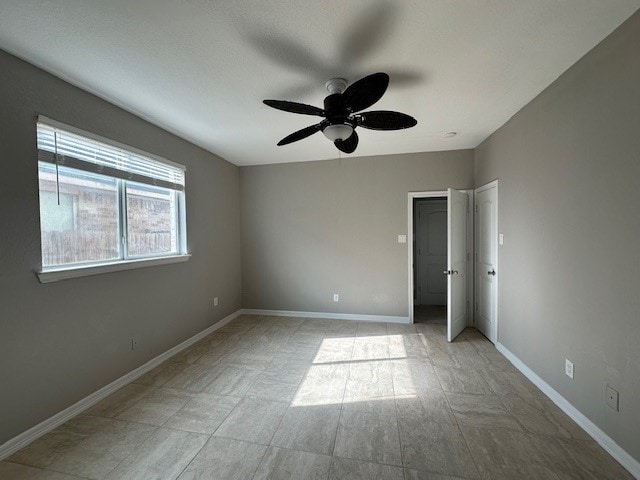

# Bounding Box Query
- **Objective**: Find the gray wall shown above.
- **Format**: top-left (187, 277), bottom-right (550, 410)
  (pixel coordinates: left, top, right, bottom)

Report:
top-left (241, 151), bottom-right (474, 316)
top-left (474, 10), bottom-right (640, 462)
top-left (0, 50), bottom-right (241, 444)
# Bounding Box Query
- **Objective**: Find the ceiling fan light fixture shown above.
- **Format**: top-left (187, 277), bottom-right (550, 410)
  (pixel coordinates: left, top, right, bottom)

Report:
top-left (322, 123), bottom-right (353, 142)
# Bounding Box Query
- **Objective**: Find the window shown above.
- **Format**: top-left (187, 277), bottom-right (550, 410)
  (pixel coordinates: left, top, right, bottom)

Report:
top-left (36, 117), bottom-right (187, 280)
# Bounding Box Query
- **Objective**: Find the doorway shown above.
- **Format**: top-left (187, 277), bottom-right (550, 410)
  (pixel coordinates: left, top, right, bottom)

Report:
top-left (408, 190), bottom-right (473, 341)
top-left (413, 197), bottom-right (447, 325)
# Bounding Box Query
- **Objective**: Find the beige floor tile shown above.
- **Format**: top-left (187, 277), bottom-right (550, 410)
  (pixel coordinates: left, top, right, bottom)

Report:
top-left (253, 446), bottom-right (332, 480)
top-left (84, 384), bottom-right (154, 418)
top-left (356, 322), bottom-right (388, 337)
top-left (289, 331), bottom-right (326, 345)
top-left (351, 337), bottom-right (390, 361)
top-left (292, 364), bottom-right (348, 407)
top-left (246, 376), bottom-right (300, 403)
top-left (478, 369), bottom-right (544, 401)
top-left (434, 366), bottom-right (494, 395)
top-left (116, 388), bottom-right (192, 426)
top-left (176, 437), bottom-right (266, 480)
top-left (428, 352), bottom-right (462, 369)
top-left (47, 417), bottom-right (157, 479)
top-left (194, 351), bottom-right (228, 366)
top-left (395, 390), bottom-right (457, 426)
top-left (219, 351), bottom-right (276, 370)
top-left (404, 468), bottom-right (463, 480)
top-left (0, 462), bottom-right (85, 480)
top-left (528, 435), bottom-right (636, 480)
top-left (271, 404), bottom-right (342, 455)
top-left (164, 392), bottom-right (240, 434)
top-left (334, 399), bottom-right (402, 466)
top-left (502, 396), bottom-right (590, 440)
top-left (279, 340), bottom-right (321, 358)
top-left (460, 426), bottom-right (539, 475)
top-left (8, 429), bottom-right (85, 468)
top-left (329, 457), bottom-right (404, 479)
top-left (446, 393), bottom-right (523, 431)
top-left (391, 358), bottom-right (442, 395)
top-left (344, 360), bottom-right (394, 402)
top-left (399, 420), bottom-right (478, 479)
top-left (473, 463), bottom-right (566, 480)
top-left (133, 362), bottom-right (190, 387)
top-left (201, 365), bottom-right (262, 396)
top-left (103, 428), bottom-right (207, 480)
top-left (170, 342), bottom-right (210, 364)
top-left (163, 364), bottom-right (226, 392)
top-left (312, 336), bottom-right (355, 363)
top-left (213, 397), bottom-right (289, 444)
top-left (258, 366), bottom-right (307, 386)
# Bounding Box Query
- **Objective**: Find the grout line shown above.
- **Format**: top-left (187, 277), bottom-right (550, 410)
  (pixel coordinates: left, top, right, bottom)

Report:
top-left (172, 432), bottom-right (211, 480)
top-left (330, 328), bottom-right (356, 458)
top-left (389, 324), bottom-right (408, 472)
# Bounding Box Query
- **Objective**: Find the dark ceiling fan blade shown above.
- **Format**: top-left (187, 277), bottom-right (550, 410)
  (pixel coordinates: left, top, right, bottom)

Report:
top-left (334, 131), bottom-right (359, 153)
top-left (263, 100), bottom-right (325, 117)
top-left (342, 72), bottom-right (389, 113)
top-left (277, 123), bottom-right (323, 146)
top-left (356, 110), bottom-right (417, 130)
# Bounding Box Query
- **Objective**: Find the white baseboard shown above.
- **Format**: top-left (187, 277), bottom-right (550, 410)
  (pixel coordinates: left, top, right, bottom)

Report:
top-left (496, 342), bottom-right (640, 479)
top-left (241, 308), bottom-right (410, 324)
top-left (0, 309), bottom-right (242, 461)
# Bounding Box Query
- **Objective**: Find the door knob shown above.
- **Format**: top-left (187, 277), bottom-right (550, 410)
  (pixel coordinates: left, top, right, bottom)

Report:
top-left (488, 269), bottom-right (496, 276)
top-left (443, 270), bottom-right (451, 275)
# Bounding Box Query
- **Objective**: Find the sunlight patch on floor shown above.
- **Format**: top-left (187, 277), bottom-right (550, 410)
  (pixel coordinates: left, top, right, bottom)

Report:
top-left (290, 334), bottom-right (417, 407)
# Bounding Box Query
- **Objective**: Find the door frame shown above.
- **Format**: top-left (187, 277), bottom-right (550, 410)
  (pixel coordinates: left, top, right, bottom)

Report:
top-left (474, 179), bottom-right (499, 342)
top-left (407, 190), bottom-right (474, 325)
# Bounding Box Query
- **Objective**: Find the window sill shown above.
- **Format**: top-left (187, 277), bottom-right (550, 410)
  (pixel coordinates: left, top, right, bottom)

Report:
top-left (36, 254), bottom-right (191, 283)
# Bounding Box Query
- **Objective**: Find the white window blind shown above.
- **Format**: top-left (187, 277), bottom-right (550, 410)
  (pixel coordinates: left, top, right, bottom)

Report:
top-left (37, 117), bottom-right (185, 191)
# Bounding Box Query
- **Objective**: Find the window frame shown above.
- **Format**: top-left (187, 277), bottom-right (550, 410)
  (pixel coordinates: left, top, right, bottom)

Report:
top-left (36, 117), bottom-right (189, 283)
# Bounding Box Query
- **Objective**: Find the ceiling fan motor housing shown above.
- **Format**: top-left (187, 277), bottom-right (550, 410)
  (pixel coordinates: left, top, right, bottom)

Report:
top-left (323, 93), bottom-right (353, 127)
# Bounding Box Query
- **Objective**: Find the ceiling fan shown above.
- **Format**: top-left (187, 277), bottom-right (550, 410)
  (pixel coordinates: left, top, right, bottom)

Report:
top-left (263, 72), bottom-right (417, 154)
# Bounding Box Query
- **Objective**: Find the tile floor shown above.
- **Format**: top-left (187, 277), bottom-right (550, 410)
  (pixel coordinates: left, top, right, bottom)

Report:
top-left (1, 315), bottom-right (634, 480)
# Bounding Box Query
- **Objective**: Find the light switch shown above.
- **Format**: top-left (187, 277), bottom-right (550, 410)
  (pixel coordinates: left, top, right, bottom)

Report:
top-left (499, 233), bottom-right (504, 245)
top-left (398, 235), bottom-right (407, 243)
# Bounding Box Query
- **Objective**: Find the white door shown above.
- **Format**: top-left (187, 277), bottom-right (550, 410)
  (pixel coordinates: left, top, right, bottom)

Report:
top-left (447, 188), bottom-right (468, 342)
top-left (475, 183), bottom-right (498, 343)
top-left (415, 201), bottom-right (447, 305)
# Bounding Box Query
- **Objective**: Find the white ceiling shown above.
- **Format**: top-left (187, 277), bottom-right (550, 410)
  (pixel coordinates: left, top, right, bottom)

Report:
top-left (1, 1), bottom-right (638, 166)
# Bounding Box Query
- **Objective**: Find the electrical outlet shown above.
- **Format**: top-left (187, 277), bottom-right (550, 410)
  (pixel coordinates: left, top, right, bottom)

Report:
top-left (606, 385), bottom-right (619, 411)
top-left (130, 339), bottom-right (138, 351)
top-left (213, 297), bottom-right (219, 307)
top-left (565, 359), bottom-right (574, 379)
top-left (333, 294), bottom-right (339, 302)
